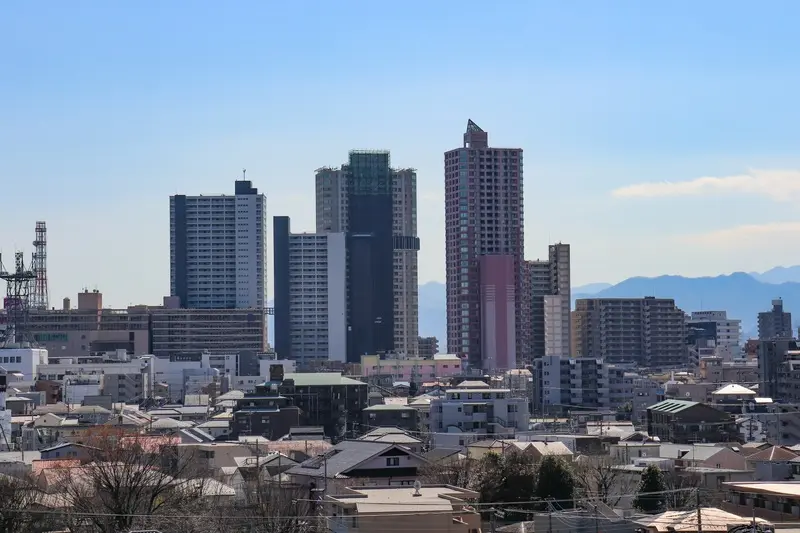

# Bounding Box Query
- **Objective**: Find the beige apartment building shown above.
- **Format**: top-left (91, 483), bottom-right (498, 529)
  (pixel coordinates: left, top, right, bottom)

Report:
top-left (28, 290), bottom-right (150, 359)
top-left (149, 307), bottom-right (267, 356)
top-left (17, 291), bottom-right (267, 359)
top-left (326, 485), bottom-right (481, 533)
top-left (572, 297), bottom-right (688, 368)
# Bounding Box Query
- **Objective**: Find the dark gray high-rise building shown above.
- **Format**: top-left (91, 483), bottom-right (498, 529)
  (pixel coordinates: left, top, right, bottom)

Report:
top-left (571, 297), bottom-right (687, 368)
top-left (316, 154), bottom-right (419, 358)
top-left (170, 179), bottom-right (267, 309)
top-left (758, 299), bottom-right (793, 340)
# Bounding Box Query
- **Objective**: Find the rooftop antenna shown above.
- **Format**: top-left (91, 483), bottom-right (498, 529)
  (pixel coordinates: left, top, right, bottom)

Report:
top-left (242, 168), bottom-right (246, 180)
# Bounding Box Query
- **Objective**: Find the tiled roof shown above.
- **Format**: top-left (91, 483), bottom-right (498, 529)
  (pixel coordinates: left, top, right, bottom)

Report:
top-left (746, 446), bottom-right (798, 463)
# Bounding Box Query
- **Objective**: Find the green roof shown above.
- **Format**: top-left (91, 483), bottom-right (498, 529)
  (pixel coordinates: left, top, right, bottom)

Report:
top-left (282, 373), bottom-right (366, 387)
top-left (648, 399), bottom-right (699, 413)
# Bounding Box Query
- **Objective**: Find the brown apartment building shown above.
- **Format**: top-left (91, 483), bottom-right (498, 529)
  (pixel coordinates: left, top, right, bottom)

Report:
top-left (572, 297), bottom-right (688, 368)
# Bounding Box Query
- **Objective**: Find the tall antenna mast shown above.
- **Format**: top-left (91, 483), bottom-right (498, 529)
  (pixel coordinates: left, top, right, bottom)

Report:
top-left (242, 168), bottom-right (247, 180)
top-left (31, 221), bottom-right (49, 310)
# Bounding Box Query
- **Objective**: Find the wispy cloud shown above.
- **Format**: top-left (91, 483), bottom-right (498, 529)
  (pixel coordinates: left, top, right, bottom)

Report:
top-left (611, 169), bottom-right (800, 201)
top-left (677, 221), bottom-right (800, 247)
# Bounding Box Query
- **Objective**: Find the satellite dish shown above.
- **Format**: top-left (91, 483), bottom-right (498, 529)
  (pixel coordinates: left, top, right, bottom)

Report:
top-left (413, 480), bottom-right (422, 496)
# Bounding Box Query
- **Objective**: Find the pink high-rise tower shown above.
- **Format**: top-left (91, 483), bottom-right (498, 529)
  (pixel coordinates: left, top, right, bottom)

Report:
top-left (444, 120), bottom-right (524, 371)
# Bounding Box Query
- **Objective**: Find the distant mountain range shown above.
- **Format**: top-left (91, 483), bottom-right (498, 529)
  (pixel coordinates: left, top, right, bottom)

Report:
top-left (269, 266), bottom-right (800, 349)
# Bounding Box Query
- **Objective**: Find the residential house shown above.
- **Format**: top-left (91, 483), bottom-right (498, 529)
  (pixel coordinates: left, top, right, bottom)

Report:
top-left (658, 444), bottom-right (748, 470)
top-left (358, 428), bottom-right (424, 454)
top-left (744, 446), bottom-right (799, 481)
top-left (286, 440), bottom-right (430, 492)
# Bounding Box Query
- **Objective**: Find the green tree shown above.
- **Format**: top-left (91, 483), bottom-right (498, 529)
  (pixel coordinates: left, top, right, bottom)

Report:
top-left (535, 455), bottom-right (575, 508)
top-left (634, 464), bottom-right (667, 513)
top-left (476, 450), bottom-right (538, 506)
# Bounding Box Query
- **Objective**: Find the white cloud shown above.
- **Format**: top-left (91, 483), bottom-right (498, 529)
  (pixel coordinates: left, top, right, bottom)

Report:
top-left (611, 169), bottom-right (800, 202)
top-left (677, 221), bottom-right (800, 247)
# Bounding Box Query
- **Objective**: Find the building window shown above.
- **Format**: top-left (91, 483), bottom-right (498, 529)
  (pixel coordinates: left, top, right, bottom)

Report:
top-left (386, 457), bottom-right (400, 467)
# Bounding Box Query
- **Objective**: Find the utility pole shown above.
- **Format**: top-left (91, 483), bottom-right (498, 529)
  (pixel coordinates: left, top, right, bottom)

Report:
top-left (696, 488), bottom-right (702, 533)
top-left (547, 498), bottom-right (553, 533)
top-left (594, 504), bottom-right (599, 533)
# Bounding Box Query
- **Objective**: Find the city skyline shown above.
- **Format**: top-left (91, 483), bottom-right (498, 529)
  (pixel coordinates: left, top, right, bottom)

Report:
top-left (5, 2), bottom-right (800, 308)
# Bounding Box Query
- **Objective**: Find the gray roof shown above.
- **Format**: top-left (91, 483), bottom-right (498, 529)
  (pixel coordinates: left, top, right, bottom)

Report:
top-left (424, 448), bottom-right (463, 463)
top-left (363, 404), bottom-right (416, 412)
top-left (283, 373), bottom-right (366, 387)
top-left (287, 440), bottom-right (419, 479)
top-left (659, 444), bottom-right (726, 461)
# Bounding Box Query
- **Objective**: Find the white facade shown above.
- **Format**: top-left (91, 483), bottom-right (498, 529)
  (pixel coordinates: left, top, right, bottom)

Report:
top-left (38, 358), bottom-right (151, 403)
top-left (689, 310), bottom-right (742, 347)
top-left (170, 179), bottom-right (267, 310)
top-left (544, 295), bottom-right (569, 357)
top-left (286, 231), bottom-right (347, 364)
top-left (545, 244), bottom-right (571, 356)
top-left (63, 375), bottom-right (102, 405)
top-left (0, 347), bottom-right (48, 382)
top-left (315, 167), bottom-right (419, 357)
top-left (537, 355), bottom-right (636, 414)
top-left (429, 386), bottom-right (529, 449)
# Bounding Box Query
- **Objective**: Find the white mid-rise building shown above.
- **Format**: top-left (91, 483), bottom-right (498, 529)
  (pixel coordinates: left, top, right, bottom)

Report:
top-left (534, 355), bottom-right (636, 415)
top-left (273, 216), bottom-right (347, 365)
top-left (170, 178), bottom-right (267, 310)
top-left (149, 353), bottom-right (296, 400)
top-left (689, 310), bottom-right (742, 347)
top-left (429, 381), bottom-right (529, 449)
top-left (0, 347), bottom-right (48, 383)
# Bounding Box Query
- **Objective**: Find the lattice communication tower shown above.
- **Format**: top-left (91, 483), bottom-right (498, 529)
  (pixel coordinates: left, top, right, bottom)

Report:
top-left (30, 221), bottom-right (49, 310)
top-left (0, 252), bottom-right (36, 344)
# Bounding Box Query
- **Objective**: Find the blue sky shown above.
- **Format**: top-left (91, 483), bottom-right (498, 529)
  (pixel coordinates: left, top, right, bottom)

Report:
top-left (3, 1), bottom-right (800, 307)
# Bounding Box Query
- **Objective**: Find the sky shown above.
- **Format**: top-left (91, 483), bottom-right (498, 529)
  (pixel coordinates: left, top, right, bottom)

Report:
top-left (3, 1), bottom-right (800, 307)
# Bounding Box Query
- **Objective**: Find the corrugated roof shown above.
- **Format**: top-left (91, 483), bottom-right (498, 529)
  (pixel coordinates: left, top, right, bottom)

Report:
top-left (648, 399), bottom-right (699, 413)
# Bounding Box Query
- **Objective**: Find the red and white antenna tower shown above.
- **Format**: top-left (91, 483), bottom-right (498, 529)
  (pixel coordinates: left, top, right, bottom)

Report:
top-left (30, 221), bottom-right (49, 310)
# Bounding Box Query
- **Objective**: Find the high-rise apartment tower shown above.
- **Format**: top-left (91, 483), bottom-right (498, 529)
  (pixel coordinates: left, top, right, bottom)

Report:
top-left (315, 153), bottom-right (420, 358)
top-left (444, 120), bottom-right (523, 371)
top-left (170, 178), bottom-right (267, 310)
top-left (572, 297), bottom-right (687, 368)
top-left (273, 216), bottom-right (347, 366)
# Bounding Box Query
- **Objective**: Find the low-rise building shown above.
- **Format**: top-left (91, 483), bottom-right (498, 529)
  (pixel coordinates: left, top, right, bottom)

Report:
top-left (647, 399), bottom-right (738, 444)
top-left (325, 485), bottom-right (480, 533)
top-left (360, 354), bottom-right (463, 383)
top-left (286, 440), bottom-right (429, 491)
top-left (362, 404), bottom-right (418, 432)
top-left (429, 381), bottom-right (529, 449)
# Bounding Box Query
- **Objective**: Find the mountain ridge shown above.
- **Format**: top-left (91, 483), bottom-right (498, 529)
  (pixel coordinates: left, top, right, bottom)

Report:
top-left (270, 267), bottom-right (800, 350)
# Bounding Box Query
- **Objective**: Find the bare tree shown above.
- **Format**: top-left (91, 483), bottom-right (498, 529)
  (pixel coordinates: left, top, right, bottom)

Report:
top-left (573, 455), bottom-right (634, 506)
top-left (419, 457), bottom-right (481, 489)
top-left (0, 472), bottom-right (61, 533)
top-left (239, 480), bottom-right (318, 533)
top-left (59, 427), bottom-right (203, 533)
top-left (662, 469), bottom-right (703, 509)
